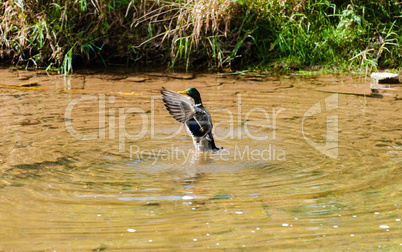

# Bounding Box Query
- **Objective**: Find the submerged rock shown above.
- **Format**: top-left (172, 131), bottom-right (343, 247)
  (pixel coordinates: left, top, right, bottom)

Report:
top-left (126, 76), bottom-right (148, 82)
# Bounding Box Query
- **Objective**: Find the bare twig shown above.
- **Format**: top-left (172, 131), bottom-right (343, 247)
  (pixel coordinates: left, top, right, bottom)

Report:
top-left (349, 48), bottom-right (374, 61)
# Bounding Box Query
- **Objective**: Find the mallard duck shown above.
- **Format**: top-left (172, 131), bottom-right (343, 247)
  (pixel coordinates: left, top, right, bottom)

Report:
top-left (161, 87), bottom-right (221, 151)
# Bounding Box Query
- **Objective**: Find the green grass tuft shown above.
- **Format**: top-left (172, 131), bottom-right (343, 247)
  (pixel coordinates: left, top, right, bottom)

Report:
top-left (0, 0), bottom-right (401, 74)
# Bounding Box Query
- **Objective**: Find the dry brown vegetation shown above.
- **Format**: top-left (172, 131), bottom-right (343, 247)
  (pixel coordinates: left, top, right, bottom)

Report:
top-left (1, 0), bottom-right (401, 73)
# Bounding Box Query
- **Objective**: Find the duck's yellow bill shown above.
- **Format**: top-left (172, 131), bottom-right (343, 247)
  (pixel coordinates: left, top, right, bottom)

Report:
top-left (178, 90), bottom-right (187, 94)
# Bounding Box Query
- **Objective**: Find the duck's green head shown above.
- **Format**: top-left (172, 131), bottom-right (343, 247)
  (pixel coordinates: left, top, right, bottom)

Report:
top-left (178, 87), bottom-right (202, 104)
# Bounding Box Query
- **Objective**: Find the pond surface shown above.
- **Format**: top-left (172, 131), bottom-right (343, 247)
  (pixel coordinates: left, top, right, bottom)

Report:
top-left (0, 68), bottom-right (401, 250)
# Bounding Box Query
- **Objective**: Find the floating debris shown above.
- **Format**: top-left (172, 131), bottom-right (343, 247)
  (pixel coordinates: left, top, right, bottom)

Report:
top-left (371, 72), bottom-right (399, 84)
top-left (16, 81), bottom-right (39, 87)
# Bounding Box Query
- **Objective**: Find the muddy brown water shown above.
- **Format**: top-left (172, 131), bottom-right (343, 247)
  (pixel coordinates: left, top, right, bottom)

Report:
top-left (0, 68), bottom-right (401, 250)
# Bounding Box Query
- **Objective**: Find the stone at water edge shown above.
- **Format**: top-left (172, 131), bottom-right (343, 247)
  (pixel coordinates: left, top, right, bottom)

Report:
top-left (126, 76), bottom-right (148, 82)
top-left (370, 72), bottom-right (399, 84)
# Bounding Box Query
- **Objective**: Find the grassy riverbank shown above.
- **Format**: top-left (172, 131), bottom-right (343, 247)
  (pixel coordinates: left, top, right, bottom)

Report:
top-left (1, 0), bottom-right (401, 73)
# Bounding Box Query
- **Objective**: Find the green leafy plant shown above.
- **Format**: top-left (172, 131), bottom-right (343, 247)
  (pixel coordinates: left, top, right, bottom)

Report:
top-left (0, 0), bottom-right (401, 73)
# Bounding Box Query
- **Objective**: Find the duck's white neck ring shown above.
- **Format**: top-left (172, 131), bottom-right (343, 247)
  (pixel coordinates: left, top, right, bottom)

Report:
top-left (195, 103), bottom-right (202, 106)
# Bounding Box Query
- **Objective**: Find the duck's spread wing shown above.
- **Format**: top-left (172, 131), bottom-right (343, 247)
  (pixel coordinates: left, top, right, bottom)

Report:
top-left (161, 87), bottom-right (195, 123)
top-left (186, 107), bottom-right (211, 138)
